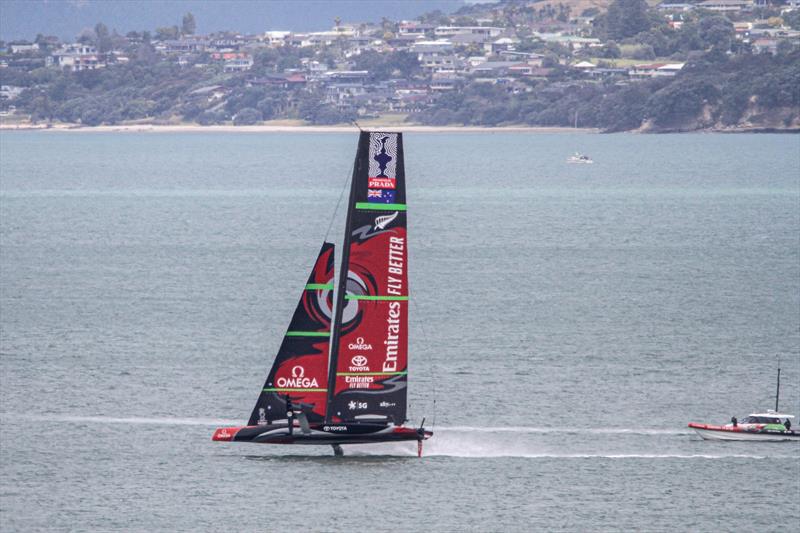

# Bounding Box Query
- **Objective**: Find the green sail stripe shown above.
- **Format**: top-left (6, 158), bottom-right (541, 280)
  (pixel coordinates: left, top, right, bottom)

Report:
top-left (305, 283), bottom-right (334, 290)
top-left (285, 331), bottom-right (330, 337)
top-left (336, 371), bottom-right (408, 376)
top-left (355, 202), bottom-right (407, 211)
top-left (264, 388), bottom-right (327, 392)
top-left (345, 295), bottom-right (408, 301)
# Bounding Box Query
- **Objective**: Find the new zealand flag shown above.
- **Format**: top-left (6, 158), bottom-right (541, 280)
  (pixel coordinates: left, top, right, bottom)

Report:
top-left (367, 189), bottom-right (396, 203)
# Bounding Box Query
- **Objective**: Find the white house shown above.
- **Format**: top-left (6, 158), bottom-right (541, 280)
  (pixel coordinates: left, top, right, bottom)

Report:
top-left (48, 44), bottom-right (104, 71)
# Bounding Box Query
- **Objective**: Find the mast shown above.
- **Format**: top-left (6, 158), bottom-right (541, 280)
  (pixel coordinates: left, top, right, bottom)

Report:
top-left (775, 363), bottom-right (781, 413)
top-left (325, 135), bottom-right (363, 423)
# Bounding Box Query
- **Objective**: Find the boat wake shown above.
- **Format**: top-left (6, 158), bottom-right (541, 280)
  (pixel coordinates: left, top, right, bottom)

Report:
top-left (345, 441), bottom-right (775, 459)
top-left (5, 414), bottom-right (793, 459)
top-left (2, 414), bottom-right (692, 435)
top-left (1, 413), bottom-right (241, 427)
top-left (440, 425), bottom-right (693, 436)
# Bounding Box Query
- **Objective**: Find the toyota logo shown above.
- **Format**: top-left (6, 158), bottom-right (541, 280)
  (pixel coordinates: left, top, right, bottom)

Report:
top-left (351, 355), bottom-right (368, 367)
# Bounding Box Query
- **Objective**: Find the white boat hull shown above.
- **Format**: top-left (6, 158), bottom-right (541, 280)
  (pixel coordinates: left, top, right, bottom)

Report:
top-left (691, 426), bottom-right (799, 442)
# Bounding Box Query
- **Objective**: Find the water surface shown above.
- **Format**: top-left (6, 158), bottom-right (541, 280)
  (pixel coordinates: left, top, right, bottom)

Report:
top-left (1, 131), bottom-right (798, 531)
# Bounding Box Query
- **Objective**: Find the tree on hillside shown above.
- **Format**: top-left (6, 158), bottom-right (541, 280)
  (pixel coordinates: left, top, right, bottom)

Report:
top-left (94, 22), bottom-right (112, 53)
top-left (156, 26), bottom-right (179, 41)
top-left (785, 10), bottom-right (800, 30)
top-left (698, 15), bottom-right (734, 51)
top-left (605, 0), bottom-right (651, 41)
top-left (354, 50), bottom-right (420, 80)
top-left (77, 28), bottom-right (95, 44)
top-left (182, 13), bottom-right (196, 35)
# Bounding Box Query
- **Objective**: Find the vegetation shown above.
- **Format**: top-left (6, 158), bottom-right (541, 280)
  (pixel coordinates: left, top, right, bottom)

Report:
top-left (1, 2), bottom-right (798, 132)
top-left (414, 48), bottom-right (799, 131)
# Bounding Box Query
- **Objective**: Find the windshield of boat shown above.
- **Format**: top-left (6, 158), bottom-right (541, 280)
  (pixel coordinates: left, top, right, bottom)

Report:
top-left (740, 416), bottom-right (781, 424)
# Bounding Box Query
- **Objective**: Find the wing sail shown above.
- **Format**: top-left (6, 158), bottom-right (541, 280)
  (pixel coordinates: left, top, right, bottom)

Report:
top-left (326, 132), bottom-right (409, 424)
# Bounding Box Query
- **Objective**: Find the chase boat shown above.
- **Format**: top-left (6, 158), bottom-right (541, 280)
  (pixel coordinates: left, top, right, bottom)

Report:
top-left (689, 411), bottom-right (797, 441)
top-left (689, 365), bottom-right (798, 441)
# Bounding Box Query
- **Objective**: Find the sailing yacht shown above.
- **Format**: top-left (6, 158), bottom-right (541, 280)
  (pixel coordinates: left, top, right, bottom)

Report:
top-left (212, 131), bottom-right (432, 456)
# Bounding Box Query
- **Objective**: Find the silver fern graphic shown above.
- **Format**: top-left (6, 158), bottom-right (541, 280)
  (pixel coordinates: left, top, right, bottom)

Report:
top-left (374, 211), bottom-right (399, 230)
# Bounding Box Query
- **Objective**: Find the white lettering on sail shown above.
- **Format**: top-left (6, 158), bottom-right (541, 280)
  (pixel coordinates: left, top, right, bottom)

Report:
top-left (384, 301), bottom-right (401, 372)
top-left (276, 366), bottom-right (319, 388)
top-left (348, 337), bottom-right (372, 350)
top-left (276, 376), bottom-right (319, 388)
top-left (345, 375), bottom-right (374, 389)
top-left (387, 236), bottom-right (405, 279)
top-left (384, 235), bottom-right (405, 373)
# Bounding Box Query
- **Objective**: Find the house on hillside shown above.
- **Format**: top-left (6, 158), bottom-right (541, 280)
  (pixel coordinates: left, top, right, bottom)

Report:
top-left (449, 33), bottom-right (492, 47)
top-left (784, 0), bottom-right (800, 10)
top-left (429, 76), bottom-right (463, 91)
top-left (499, 51), bottom-right (545, 65)
top-left (47, 44), bottom-right (105, 71)
top-left (629, 62), bottom-right (684, 78)
top-left (572, 61), bottom-right (597, 71)
top-left (8, 42), bottom-right (39, 54)
top-left (210, 52), bottom-right (253, 71)
top-left (383, 34), bottom-right (419, 51)
top-left (248, 73), bottom-right (307, 89)
top-left (657, 3), bottom-right (696, 11)
top-left (469, 61), bottom-right (522, 76)
top-left (487, 37), bottom-right (520, 54)
top-left (534, 33), bottom-right (602, 50)
top-left (389, 89), bottom-right (430, 113)
top-left (209, 37), bottom-right (246, 51)
top-left (752, 38), bottom-right (779, 53)
top-left (696, 0), bottom-right (753, 12)
top-left (263, 31), bottom-right (291, 46)
top-left (164, 38), bottom-right (208, 53)
top-left (434, 26), bottom-right (504, 39)
top-left (412, 40), bottom-right (460, 74)
top-left (0, 85), bottom-right (25, 100)
top-left (398, 21), bottom-right (436, 37)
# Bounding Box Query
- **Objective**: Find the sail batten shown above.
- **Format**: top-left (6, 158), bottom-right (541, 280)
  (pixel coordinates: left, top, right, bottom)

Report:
top-left (354, 202), bottom-right (407, 211)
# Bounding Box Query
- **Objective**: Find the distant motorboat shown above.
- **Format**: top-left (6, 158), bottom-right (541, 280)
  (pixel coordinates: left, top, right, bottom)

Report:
top-left (689, 411), bottom-right (797, 441)
top-left (688, 365), bottom-right (798, 441)
top-left (567, 152), bottom-right (593, 164)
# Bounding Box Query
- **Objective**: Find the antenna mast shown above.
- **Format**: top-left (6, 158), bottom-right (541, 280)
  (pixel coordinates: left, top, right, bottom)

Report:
top-left (775, 356), bottom-right (781, 412)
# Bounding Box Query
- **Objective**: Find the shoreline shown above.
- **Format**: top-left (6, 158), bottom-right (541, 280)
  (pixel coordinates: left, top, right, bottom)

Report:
top-left (0, 122), bottom-right (598, 134)
top-left (1, 122), bottom-right (796, 134)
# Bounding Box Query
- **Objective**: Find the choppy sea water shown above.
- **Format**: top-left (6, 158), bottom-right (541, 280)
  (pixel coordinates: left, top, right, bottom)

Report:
top-left (1, 131), bottom-right (798, 531)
